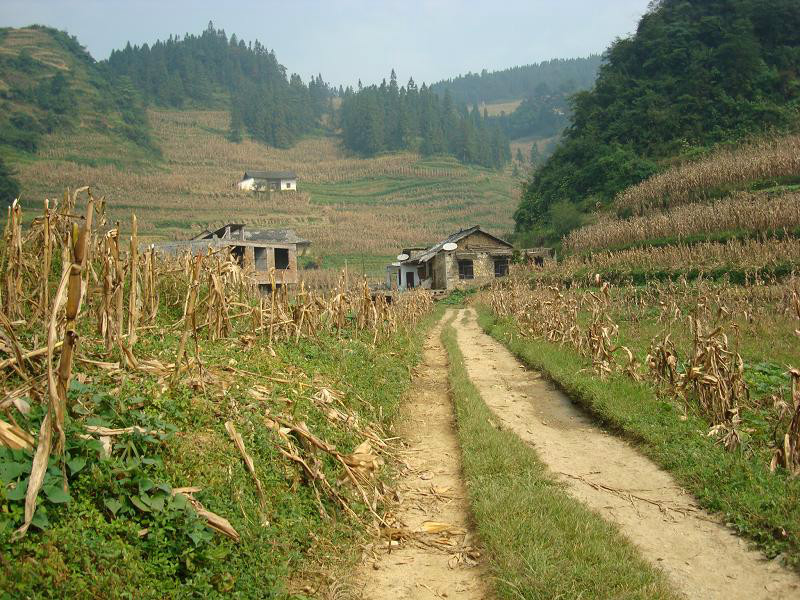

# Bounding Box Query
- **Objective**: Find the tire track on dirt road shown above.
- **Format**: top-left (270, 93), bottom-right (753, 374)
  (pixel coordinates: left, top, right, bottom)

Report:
top-left (452, 307), bottom-right (800, 600)
top-left (354, 316), bottom-right (491, 600)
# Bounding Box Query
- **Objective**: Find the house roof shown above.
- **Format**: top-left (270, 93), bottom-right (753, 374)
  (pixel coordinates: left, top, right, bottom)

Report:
top-left (404, 226), bottom-right (512, 264)
top-left (196, 224), bottom-right (310, 246)
top-left (244, 228), bottom-right (310, 245)
top-left (243, 170), bottom-right (297, 180)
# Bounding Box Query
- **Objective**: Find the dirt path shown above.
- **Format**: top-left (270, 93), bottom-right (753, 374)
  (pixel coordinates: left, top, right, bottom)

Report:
top-left (354, 317), bottom-right (491, 600)
top-left (451, 307), bottom-right (800, 600)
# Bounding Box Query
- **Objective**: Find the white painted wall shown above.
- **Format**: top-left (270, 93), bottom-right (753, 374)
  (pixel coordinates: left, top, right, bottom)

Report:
top-left (238, 177), bottom-right (297, 191)
top-left (237, 177), bottom-right (256, 191)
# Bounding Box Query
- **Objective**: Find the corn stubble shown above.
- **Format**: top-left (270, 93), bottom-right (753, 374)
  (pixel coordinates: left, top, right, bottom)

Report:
top-left (485, 268), bottom-right (800, 466)
top-left (566, 192), bottom-right (800, 253)
top-left (0, 188), bottom-right (433, 540)
top-left (615, 133), bottom-right (800, 216)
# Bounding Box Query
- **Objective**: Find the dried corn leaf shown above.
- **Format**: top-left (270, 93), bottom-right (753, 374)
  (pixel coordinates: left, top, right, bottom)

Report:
top-left (0, 418), bottom-right (34, 450)
top-left (225, 420), bottom-right (267, 508)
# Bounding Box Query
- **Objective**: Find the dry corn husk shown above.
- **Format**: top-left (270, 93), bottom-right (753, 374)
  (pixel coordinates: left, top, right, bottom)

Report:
top-left (0, 418), bottom-right (34, 450)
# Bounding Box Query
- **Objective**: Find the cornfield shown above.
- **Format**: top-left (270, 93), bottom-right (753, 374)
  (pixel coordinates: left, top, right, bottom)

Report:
top-left (20, 109), bottom-right (516, 265)
top-left (565, 192), bottom-right (800, 253)
top-left (484, 268), bottom-right (800, 464)
top-left (542, 237), bottom-right (800, 282)
top-left (615, 134), bottom-right (800, 216)
top-left (0, 188), bottom-right (433, 537)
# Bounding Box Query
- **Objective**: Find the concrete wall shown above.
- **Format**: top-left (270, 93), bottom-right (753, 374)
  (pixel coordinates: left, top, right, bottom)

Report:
top-left (154, 240), bottom-right (299, 286)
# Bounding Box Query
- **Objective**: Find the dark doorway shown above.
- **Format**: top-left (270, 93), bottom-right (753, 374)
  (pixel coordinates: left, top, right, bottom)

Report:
top-left (405, 271), bottom-right (415, 289)
top-left (275, 248), bottom-right (290, 270)
top-left (458, 259), bottom-right (474, 280)
top-left (254, 247), bottom-right (268, 271)
top-left (494, 258), bottom-right (509, 277)
top-left (231, 245), bottom-right (245, 267)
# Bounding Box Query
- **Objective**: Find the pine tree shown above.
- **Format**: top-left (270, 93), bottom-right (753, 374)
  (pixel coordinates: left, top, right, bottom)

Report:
top-left (227, 103), bottom-right (244, 142)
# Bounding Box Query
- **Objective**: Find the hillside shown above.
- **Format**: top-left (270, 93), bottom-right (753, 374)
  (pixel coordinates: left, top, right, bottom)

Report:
top-left (514, 0), bottom-right (800, 245)
top-left (14, 108), bottom-right (517, 276)
top-left (431, 56), bottom-right (602, 163)
top-left (106, 23), bottom-right (332, 148)
top-left (0, 26), bottom-right (155, 164)
top-left (430, 56), bottom-right (601, 105)
top-left (0, 26), bottom-right (518, 278)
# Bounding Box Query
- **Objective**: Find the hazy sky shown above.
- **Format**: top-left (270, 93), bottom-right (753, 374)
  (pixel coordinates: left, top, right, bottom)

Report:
top-left (1, 0), bottom-right (651, 87)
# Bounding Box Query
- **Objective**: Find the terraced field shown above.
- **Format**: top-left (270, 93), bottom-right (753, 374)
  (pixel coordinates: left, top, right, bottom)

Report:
top-left (15, 109), bottom-right (518, 276)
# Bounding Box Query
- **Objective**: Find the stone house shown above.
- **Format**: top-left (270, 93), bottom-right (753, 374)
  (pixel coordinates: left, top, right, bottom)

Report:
top-left (387, 226), bottom-right (513, 291)
top-left (155, 224), bottom-right (310, 292)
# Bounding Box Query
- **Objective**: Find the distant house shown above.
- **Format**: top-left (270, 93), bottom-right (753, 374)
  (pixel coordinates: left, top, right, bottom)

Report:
top-left (237, 171), bottom-right (297, 192)
top-left (387, 226), bottom-right (514, 291)
top-left (155, 224), bottom-right (310, 292)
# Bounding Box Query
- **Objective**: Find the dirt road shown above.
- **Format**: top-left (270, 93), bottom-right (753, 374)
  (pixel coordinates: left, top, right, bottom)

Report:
top-left (355, 319), bottom-right (492, 599)
top-left (451, 307), bottom-right (800, 600)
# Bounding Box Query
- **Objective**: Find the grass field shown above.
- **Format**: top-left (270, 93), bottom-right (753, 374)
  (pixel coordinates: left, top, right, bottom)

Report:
top-left (15, 109), bottom-right (518, 277)
top-left (481, 99), bottom-right (522, 116)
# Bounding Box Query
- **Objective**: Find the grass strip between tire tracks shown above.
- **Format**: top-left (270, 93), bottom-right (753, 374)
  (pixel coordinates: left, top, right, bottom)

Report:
top-left (440, 314), bottom-right (679, 600)
top-left (474, 305), bottom-right (800, 570)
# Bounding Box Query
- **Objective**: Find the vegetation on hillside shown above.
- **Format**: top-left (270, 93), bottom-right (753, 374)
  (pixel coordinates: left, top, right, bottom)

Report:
top-left (493, 93), bottom-right (571, 142)
top-left (0, 157), bottom-right (20, 203)
top-left (615, 133), bottom-right (800, 216)
top-left (0, 26), bottom-right (155, 159)
top-left (340, 71), bottom-right (510, 168)
top-left (107, 22), bottom-right (332, 148)
top-left (514, 0), bottom-right (800, 244)
top-left (430, 56), bottom-right (601, 105)
top-left (15, 109), bottom-right (516, 271)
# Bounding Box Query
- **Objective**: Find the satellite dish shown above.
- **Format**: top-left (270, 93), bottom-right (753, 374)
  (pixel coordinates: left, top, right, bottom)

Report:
top-left (397, 253), bottom-right (410, 261)
top-left (442, 242), bottom-right (458, 251)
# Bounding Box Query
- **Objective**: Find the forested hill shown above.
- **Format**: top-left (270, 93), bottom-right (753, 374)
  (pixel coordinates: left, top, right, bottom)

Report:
top-left (106, 22), bottom-right (333, 148)
top-left (339, 72), bottom-right (511, 168)
top-left (514, 0), bottom-right (800, 244)
top-left (430, 56), bottom-right (602, 105)
top-left (0, 26), bottom-right (155, 200)
top-left (0, 26), bottom-right (154, 154)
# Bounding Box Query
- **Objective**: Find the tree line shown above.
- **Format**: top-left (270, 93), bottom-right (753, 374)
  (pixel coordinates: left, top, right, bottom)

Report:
top-left (514, 0), bottom-right (800, 245)
top-left (106, 22), bottom-right (333, 148)
top-left (430, 56), bottom-right (601, 105)
top-left (340, 71), bottom-right (511, 169)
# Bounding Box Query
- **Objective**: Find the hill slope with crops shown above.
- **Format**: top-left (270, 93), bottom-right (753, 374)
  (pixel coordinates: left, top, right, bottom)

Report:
top-left (14, 108), bottom-right (518, 277)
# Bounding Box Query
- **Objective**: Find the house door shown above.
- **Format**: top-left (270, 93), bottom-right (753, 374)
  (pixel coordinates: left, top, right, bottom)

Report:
top-left (405, 271), bottom-right (415, 289)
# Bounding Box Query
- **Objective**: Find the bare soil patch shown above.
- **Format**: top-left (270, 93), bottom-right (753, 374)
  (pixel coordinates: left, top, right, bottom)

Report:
top-left (452, 307), bottom-right (800, 600)
top-left (354, 317), bottom-right (491, 599)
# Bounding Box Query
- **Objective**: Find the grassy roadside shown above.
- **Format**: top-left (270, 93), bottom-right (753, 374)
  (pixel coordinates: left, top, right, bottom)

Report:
top-left (440, 316), bottom-right (679, 599)
top-left (0, 308), bottom-right (440, 599)
top-left (474, 305), bottom-right (800, 569)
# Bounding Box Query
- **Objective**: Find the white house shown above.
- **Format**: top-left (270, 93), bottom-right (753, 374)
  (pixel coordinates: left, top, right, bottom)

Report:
top-left (237, 170), bottom-right (297, 192)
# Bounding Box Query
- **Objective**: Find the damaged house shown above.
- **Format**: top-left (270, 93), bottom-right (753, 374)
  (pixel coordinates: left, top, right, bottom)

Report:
top-left (156, 224), bottom-right (310, 292)
top-left (387, 226), bottom-right (513, 291)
